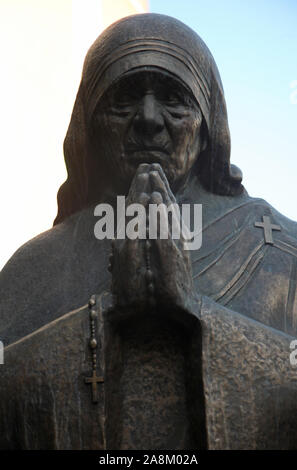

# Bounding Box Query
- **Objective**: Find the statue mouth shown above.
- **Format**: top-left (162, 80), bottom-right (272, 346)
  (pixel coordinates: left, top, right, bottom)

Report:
top-left (127, 145), bottom-right (169, 153)
top-left (128, 149), bottom-right (169, 165)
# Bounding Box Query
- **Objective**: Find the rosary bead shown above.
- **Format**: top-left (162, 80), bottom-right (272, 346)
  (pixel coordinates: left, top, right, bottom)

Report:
top-left (89, 296), bottom-right (96, 307)
top-left (90, 309), bottom-right (97, 320)
top-left (90, 338), bottom-right (97, 349)
top-left (145, 269), bottom-right (154, 283)
top-left (147, 283), bottom-right (155, 295)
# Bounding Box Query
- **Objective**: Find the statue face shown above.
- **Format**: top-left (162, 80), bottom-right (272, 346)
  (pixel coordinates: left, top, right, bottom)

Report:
top-left (93, 69), bottom-right (205, 193)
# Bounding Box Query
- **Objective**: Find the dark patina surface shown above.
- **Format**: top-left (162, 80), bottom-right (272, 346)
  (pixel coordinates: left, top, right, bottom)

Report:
top-left (0, 14), bottom-right (297, 449)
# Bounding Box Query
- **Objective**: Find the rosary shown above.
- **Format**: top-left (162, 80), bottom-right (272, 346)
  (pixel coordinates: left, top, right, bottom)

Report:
top-left (84, 295), bottom-right (104, 404)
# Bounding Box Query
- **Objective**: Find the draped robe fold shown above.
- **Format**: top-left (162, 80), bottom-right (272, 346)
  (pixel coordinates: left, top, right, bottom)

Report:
top-left (1, 191), bottom-right (297, 449)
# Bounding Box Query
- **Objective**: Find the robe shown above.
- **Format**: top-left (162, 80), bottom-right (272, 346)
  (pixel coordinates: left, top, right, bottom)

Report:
top-left (1, 186), bottom-right (297, 449)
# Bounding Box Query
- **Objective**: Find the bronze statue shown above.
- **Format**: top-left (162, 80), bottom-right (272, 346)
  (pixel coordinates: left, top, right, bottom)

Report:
top-left (1, 13), bottom-right (297, 450)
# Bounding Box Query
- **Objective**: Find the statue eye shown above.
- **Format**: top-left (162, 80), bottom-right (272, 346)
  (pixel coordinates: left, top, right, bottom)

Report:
top-left (107, 90), bottom-right (140, 116)
top-left (160, 91), bottom-right (183, 105)
top-left (116, 94), bottom-right (134, 105)
top-left (158, 90), bottom-right (190, 118)
top-left (113, 89), bottom-right (140, 105)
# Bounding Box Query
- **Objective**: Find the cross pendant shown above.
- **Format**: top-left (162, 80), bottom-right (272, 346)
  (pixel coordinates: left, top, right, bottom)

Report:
top-left (254, 215), bottom-right (281, 245)
top-left (84, 369), bottom-right (104, 404)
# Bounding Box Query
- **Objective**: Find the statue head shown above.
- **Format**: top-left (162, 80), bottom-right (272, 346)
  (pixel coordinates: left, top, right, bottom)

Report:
top-left (54, 13), bottom-right (243, 225)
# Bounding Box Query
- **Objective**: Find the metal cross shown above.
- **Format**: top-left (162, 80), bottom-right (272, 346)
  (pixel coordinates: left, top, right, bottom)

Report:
top-left (84, 369), bottom-right (104, 403)
top-left (254, 215), bottom-right (281, 245)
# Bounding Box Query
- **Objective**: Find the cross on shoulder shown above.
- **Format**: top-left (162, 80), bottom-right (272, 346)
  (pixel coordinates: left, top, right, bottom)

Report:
top-left (254, 215), bottom-right (281, 245)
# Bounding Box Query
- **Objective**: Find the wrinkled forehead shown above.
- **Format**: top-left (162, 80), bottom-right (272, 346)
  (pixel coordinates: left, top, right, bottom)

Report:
top-left (84, 40), bottom-right (210, 127)
top-left (100, 66), bottom-right (200, 106)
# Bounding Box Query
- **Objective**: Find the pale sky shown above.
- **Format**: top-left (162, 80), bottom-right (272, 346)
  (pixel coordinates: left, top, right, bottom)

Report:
top-left (151, 0), bottom-right (297, 221)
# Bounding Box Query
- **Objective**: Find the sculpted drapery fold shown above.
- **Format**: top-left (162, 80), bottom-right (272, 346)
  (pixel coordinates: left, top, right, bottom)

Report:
top-left (0, 14), bottom-right (297, 450)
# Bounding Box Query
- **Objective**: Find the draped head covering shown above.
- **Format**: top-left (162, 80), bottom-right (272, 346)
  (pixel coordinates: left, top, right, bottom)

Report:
top-left (54, 13), bottom-right (243, 225)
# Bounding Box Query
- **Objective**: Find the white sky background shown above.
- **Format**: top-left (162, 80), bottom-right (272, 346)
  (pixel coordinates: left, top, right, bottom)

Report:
top-left (0, 0), bottom-right (296, 270)
top-left (0, 0), bottom-right (96, 270)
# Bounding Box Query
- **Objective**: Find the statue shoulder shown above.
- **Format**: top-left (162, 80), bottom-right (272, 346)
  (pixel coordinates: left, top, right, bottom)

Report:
top-left (0, 216), bottom-right (76, 287)
top-left (0, 222), bottom-right (74, 345)
top-left (0, 206), bottom-right (110, 346)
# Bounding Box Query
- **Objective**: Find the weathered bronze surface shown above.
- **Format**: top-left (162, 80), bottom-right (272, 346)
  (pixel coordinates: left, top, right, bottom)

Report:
top-left (0, 13), bottom-right (297, 449)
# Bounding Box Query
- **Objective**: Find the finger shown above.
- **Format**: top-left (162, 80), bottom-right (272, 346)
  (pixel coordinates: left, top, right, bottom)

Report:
top-left (127, 171), bottom-right (150, 205)
top-left (135, 172), bottom-right (150, 195)
top-left (139, 192), bottom-right (150, 208)
top-left (150, 166), bottom-right (181, 230)
top-left (137, 163), bottom-right (150, 174)
top-left (149, 170), bottom-right (171, 205)
top-left (150, 190), bottom-right (163, 205)
top-left (150, 163), bottom-right (176, 202)
top-left (149, 191), bottom-right (170, 240)
top-left (149, 190), bottom-right (181, 241)
top-left (154, 233), bottom-right (188, 267)
top-left (128, 192), bottom-right (150, 240)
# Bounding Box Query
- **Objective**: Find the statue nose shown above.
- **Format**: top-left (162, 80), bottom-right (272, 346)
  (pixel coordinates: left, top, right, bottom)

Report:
top-left (133, 93), bottom-right (164, 135)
